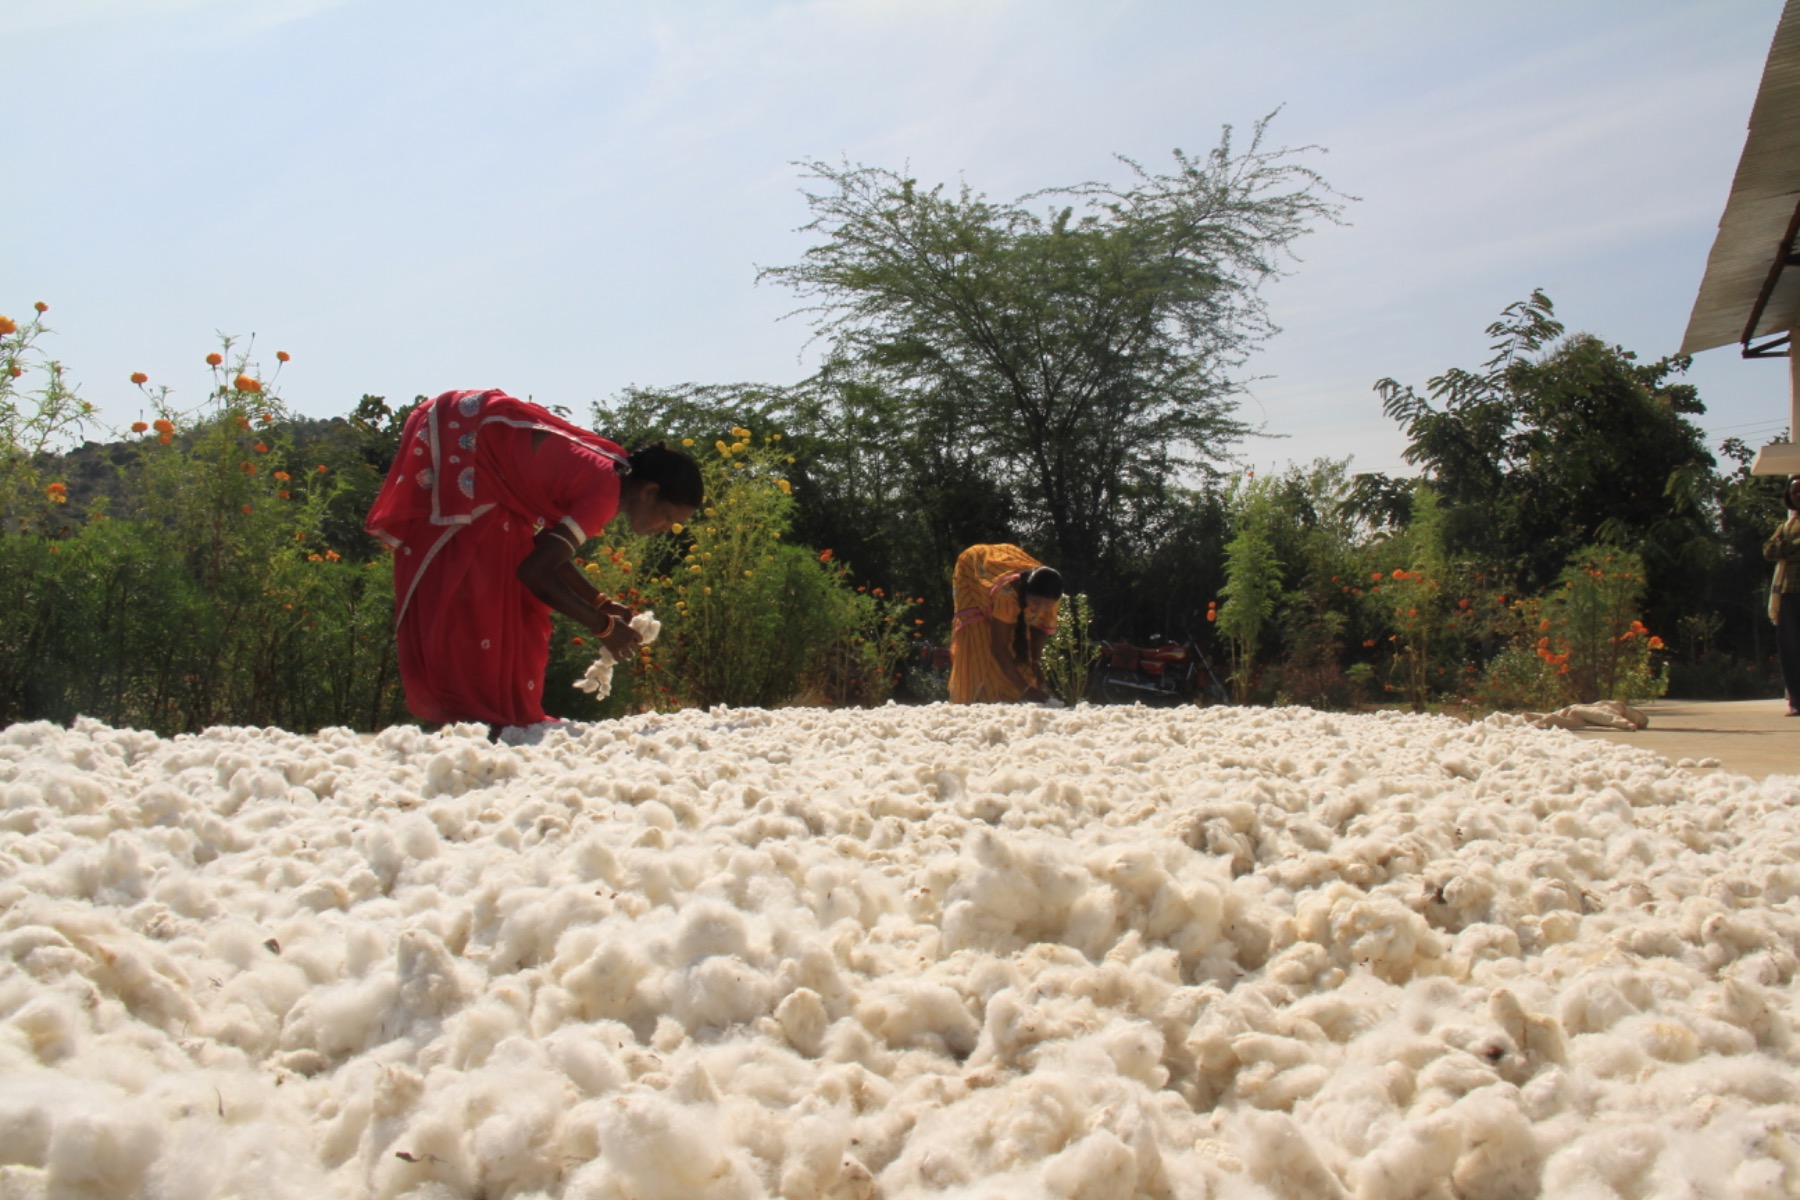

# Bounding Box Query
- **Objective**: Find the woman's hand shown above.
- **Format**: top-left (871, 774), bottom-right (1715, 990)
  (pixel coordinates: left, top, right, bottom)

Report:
top-left (599, 617), bottom-right (642, 661)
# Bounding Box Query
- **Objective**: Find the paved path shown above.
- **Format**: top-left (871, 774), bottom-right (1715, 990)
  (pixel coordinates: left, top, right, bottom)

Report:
top-left (1570, 698), bottom-right (1797, 784)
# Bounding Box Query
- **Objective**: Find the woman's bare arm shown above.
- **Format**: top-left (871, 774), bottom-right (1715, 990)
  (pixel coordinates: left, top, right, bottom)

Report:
top-left (516, 527), bottom-right (641, 657)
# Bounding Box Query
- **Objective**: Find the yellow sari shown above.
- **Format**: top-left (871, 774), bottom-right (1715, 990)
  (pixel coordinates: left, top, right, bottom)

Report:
top-left (948, 544), bottom-right (1059, 703)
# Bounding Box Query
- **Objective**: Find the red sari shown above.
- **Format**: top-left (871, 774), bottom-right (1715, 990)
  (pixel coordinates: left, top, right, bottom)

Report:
top-left (365, 390), bottom-right (627, 727)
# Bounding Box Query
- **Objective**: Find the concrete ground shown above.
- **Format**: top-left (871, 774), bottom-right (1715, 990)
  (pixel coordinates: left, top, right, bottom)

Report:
top-left (1570, 697), bottom-right (1798, 784)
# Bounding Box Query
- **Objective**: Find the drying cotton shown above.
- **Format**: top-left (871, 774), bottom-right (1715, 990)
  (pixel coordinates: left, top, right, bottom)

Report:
top-left (0, 703), bottom-right (1797, 1199)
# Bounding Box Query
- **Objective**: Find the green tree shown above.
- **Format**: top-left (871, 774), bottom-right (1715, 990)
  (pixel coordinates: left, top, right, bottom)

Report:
top-left (759, 118), bottom-right (1343, 602)
top-left (1373, 291), bottom-right (1715, 593)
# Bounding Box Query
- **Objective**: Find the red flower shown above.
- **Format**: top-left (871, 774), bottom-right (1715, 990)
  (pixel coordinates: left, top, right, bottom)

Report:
top-left (819, 549), bottom-right (834, 563)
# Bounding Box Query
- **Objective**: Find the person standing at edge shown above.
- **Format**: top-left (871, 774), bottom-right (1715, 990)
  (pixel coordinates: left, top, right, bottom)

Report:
top-left (366, 388), bottom-right (701, 732)
top-left (1765, 473), bottom-right (1800, 716)
top-left (948, 543), bottom-right (1063, 704)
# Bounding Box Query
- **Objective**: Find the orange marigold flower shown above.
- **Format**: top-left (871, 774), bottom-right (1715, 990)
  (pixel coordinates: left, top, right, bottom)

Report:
top-left (236, 416), bottom-right (251, 430)
top-left (1371, 572), bottom-right (1383, 581)
top-left (570, 636), bottom-right (585, 646)
top-left (308, 553), bottom-right (322, 562)
top-left (241, 461), bottom-right (256, 474)
top-left (158, 432), bottom-right (173, 444)
top-left (1206, 608), bottom-right (1217, 622)
top-left (234, 374), bottom-right (261, 393)
top-left (241, 505), bottom-right (252, 514)
top-left (276, 350), bottom-right (291, 363)
top-left (1363, 638), bottom-right (1376, 648)
top-left (819, 549), bottom-right (834, 563)
top-left (0, 316), bottom-right (17, 335)
top-left (273, 470), bottom-right (290, 482)
top-left (131, 421), bottom-right (149, 433)
top-left (152, 418), bottom-right (174, 433)
top-left (45, 482), bottom-right (68, 502)
top-left (1648, 636), bottom-right (1665, 650)
top-left (873, 588), bottom-right (885, 598)
top-left (254, 441), bottom-right (269, 453)
top-left (315, 465), bottom-right (327, 474)
top-left (33, 302), bottom-right (48, 313)
top-left (1538, 619), bottom-right (1550, 632)
top-left (325, 550), bottom-right (340, 562)
top-left (206, 352), bottom-right (223, 366)
top-left (1457, 599), bottom-right (1470, 609)
top-left (6, 366), bottom-right (20, 378)
top-left (130, 371), bottom-right (148, 385)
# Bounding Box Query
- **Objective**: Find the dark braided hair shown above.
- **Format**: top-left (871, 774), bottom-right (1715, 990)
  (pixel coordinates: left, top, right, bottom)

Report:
top-left (626, 441), bottom-right (704, 507)
top-left (1011, 565), bottom-right (1064, 665)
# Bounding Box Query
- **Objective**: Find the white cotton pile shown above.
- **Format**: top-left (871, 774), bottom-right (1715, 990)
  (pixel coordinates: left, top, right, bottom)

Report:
top-left (0, 704), bottom-right (1797, 1198)
top-left (573, 610), bottom-right (663, 700)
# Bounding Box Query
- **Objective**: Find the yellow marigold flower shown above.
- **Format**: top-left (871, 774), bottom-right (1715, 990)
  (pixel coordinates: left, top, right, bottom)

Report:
top-left (206, 352), bottom-right (223, 366)
top-left (681, 437), bottom-right (694, 447)
top-left (130, 371), bottom-right (148, 385)
top-left (776, 479), bottom-right (791, 494)
top-left (0, 316), bottom-right (17, 335)
top-left (715, 440), bottom-right (729, 455)
top-left (670, 522), bottom-right (684, 534)
top-left (690, 565), bottom-right (702, 573)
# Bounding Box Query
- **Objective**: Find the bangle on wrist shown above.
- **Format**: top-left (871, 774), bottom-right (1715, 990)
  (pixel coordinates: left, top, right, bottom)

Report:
top-left (598, 613), bottom-right (617, 638)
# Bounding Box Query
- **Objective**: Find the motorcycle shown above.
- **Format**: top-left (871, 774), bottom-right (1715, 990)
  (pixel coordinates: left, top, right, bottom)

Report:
top-left (1092, 636), bottom-right (1231, 706)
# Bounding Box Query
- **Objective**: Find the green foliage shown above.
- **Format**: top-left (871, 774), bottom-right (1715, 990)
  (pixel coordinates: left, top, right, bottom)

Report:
top-left (0, 303), bottom-right (98, 533)
top-left (567, 427), bottom-right (917, 711)
top-left (1040, 592), bottom-right (1099, 706)
top-left (1217, 479), bottom-right (1283, 702)
top-left (0, 330), bottom-right (410, 733)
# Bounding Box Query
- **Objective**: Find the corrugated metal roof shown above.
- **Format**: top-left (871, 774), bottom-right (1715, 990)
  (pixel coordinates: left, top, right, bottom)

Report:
top-left (1681, 0), bottom-right (1800, 354)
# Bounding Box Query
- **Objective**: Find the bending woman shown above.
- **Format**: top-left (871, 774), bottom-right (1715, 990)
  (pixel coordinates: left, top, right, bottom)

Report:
top-left (948, 543), bottom-right (1063, 704)
top-left (366, 389), bottom-right (701, 729)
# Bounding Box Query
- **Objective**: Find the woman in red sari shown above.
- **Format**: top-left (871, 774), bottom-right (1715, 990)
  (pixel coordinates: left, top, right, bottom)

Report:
top-left (365, 389), bottom-right (701, 730)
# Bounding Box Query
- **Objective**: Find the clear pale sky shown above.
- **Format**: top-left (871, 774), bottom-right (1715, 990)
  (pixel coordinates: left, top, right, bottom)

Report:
top-left (5, 0), bottom-right (1789, 477)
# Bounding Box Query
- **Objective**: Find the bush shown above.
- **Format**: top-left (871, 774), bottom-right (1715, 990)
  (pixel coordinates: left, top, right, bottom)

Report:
top-left (1040, 592), bottom-right (1098, 705)
top-left (563, 427), bottom-right (915, 711)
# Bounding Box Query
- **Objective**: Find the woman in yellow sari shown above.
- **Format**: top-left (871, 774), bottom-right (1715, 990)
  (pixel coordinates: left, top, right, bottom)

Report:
top-left (949, 544), bottom-right (1063, 703)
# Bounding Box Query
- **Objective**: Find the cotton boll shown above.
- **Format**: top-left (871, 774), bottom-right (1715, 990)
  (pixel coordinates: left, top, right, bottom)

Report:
top-left (669, 955), bottom-right (775, 1036)
top-left (776, 987), bottom-right (831, 1058)
top-left (1347, 1111), bottom-right (1464, 1200)
top-left (44, 1098), bottom-right (163, 1200)
top-left (543, 1027), bottom-right (630, 1096)
top-left (1539, 1123), bottom-right (1662, 1198)
top-left (1040, 1128), bottom-right (1138, 1200)
top-left (597, 1093), bottom-right (761, 1200)
top-left (396, 928), bottom-right (466, 1019)
top-left (854, 980), bottom-right (979, 1059)
top-left (11, 994), bottom-right (82, 1063)
top-left (1238, 1111), bottom-right (1352, 1200)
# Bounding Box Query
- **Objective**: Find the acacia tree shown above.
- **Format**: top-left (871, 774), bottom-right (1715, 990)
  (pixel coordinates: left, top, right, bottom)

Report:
top-left (759, 118), bottom-right (1343, 600)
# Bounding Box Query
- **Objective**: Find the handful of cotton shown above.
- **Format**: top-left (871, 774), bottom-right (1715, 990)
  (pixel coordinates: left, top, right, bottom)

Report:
top-left (574, 610), bottom-right (662, 699)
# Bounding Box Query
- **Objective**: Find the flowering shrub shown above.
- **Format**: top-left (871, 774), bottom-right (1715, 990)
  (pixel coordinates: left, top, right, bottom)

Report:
top-left (0, 331), bottom-right (409, 732)
top-left (0, 301), bottom-right (96, 533)
top-left (563, 427), bottom-right (914, 711)
top-left (1472, 546), bottom-right (1667, 709)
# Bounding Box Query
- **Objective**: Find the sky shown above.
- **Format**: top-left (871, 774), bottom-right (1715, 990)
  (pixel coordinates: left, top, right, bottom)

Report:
top-left (4, 0), bottom-right (1792, 478)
